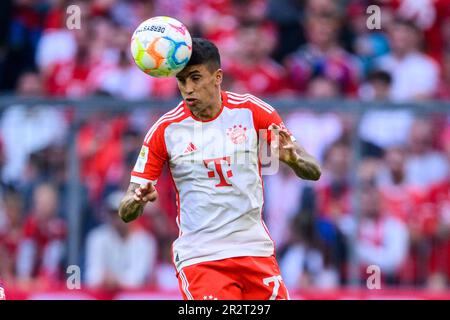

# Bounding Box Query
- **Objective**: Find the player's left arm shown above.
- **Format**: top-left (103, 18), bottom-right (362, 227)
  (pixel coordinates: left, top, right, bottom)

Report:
top-left (269, 123), bottom-right (321, 181)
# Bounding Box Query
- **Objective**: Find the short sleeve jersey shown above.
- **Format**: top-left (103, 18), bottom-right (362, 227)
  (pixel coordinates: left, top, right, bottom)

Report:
top-left (131, 91), bottom-right (292, 271)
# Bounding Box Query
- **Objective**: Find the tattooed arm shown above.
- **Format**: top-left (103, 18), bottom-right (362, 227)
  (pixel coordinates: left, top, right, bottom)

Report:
top-left (118, 182), bottom-right (158, 223)
top-left (269, 124), bottom-right (321, 181)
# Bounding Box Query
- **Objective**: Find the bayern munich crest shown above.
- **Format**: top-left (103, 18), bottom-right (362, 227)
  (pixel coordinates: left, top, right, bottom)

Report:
top-left (227, 125), bottom-right (247, 144)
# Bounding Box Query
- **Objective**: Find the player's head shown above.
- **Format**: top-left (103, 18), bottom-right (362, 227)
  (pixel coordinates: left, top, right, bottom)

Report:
top-left (186, 38), bottom-right (221, 72)
top-left (176, 38), bottom-right (223, 114)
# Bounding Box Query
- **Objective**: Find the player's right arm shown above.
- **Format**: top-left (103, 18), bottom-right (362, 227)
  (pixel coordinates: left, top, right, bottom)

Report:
top-left (118, 182), bottom-right (158, 223)
top-left (119, 109), bottom-right (172, 223)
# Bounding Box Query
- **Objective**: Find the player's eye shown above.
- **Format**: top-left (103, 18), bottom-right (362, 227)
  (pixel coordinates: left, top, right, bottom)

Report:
top-left (192, 76), bottom-right (201, 81)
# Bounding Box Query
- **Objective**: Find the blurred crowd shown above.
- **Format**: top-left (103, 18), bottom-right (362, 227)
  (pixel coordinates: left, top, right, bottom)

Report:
top-left (0, 0), bottom-right (450, 294)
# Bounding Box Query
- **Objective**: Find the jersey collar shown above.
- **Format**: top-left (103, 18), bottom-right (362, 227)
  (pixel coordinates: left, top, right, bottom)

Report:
top-left (185, 91), bottom-right (227, 123)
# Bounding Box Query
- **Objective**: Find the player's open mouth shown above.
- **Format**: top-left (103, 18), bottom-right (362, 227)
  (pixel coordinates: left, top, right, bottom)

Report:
top-left (185, 98), bottom-right (198, 106)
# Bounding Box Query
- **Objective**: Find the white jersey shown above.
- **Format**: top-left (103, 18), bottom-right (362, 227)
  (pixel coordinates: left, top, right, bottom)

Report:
top-left (131, 91), bottom-right (291, 271)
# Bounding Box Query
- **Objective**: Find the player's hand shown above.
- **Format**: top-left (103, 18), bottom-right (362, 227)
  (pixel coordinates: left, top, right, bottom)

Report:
top-left (133, 182), bottom-right (158, 203)
top-left (269, 123), bottom-right (300, 165)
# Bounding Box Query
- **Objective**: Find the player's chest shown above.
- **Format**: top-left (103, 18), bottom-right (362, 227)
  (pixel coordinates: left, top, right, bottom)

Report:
top-left (165, 109), bottom-right (257, 163)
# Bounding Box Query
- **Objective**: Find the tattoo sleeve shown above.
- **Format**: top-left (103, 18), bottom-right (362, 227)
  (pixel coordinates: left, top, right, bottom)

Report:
top-left (287, 144), bottom-right (322, 181)
top-left (118, 182), bottom-right (144, 223)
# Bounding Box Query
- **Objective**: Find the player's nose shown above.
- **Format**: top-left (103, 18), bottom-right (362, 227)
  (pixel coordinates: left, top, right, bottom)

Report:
top-left (185, 86), bottom-right (194, 95)
top-left (184, 80), bottom-right (195, 94)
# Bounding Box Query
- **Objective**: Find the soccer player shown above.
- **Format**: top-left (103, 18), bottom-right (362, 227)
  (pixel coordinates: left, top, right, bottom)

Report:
top-left (118, 38), bottom-right (321, 300)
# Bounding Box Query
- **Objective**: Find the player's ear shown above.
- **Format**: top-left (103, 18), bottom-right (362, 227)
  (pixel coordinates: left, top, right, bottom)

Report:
top-left (215, 69), bottom-right (223, 85)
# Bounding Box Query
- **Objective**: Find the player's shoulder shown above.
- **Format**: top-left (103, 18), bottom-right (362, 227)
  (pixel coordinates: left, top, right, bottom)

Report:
top-left (157, 101), bottom-right (188, 123)
top-left (143, 101), bottom-right (188, 143)
top-left (225, 91), bottom-right (276, 115)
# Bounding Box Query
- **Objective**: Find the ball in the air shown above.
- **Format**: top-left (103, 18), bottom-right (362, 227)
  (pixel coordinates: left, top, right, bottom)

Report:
top-left (130, 16), bottom-right (192, 77)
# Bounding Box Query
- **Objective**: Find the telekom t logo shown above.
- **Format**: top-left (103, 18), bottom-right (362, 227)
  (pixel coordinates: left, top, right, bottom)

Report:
top-left (203, 156), bottom-right (233, 187)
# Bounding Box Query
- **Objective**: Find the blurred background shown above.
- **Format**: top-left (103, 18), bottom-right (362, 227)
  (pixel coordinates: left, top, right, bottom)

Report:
top-left (0, 0), bottom-right (450, 299)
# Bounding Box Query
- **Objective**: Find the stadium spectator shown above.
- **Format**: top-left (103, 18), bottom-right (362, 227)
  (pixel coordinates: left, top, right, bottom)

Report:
top-left (35, 0), bottom-right (81, 77)
top-left (314, 141), bottom-right (353, 282)
top-left (283, 112), bottom-right (343, 168)
top-left (284, 74), bottom-right (344, 164)
top-left (375, 18), bottom-right (440, 101)
top-left (85, 191), bottom-right (157, 291)
top-left (44, 17), bottom-right (113, 97)
top-left (393, 0), bottom-right (450, 63)
top-left (306, 76), bottom-right (342, 99)
top-left (0, 0), bottom-right (43, 91)
top-left (0, 72), bottom-right (68, 184)
top-left (355, 184), bottom-right (409, 285)
top-left (280, 210), bottom-right (339, 290)
top-left (359, 70), bottom-right (392, 101)
top-left (77, 113), bottom-right (128, 202)
top-left (183, 0), bottom-right (239, 61)
top-left (16, 183), bottom-right (66, 286)
top-left (359, 70), bottom-right (415, 157)
top-left (266, 0), bottom-right (304, 62)
top-left (285, 9), bottom-right (361, 96)
top-left (348, 2), bottom-right (390, 74)
top-left (377, 146), bottom-right (424, 223)
top-left (316, 141), bottom-right (352, 224)
top-left (405, 118), bottom-right (448, 189)
top-left (224, 19), bottom-right (291, 97)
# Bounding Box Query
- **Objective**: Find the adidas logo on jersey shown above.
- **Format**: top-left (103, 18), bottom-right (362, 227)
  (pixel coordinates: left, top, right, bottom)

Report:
top-left (184, 142), bottom-right (198, 154)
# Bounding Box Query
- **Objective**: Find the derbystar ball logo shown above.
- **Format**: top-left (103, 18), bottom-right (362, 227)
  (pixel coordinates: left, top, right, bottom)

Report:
top-left (226, 125), bottom-right (247, 144)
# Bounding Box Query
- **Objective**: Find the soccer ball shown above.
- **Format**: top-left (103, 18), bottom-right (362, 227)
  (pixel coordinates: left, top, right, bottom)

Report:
top-left (130, 16), bottom-right (192, 77)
